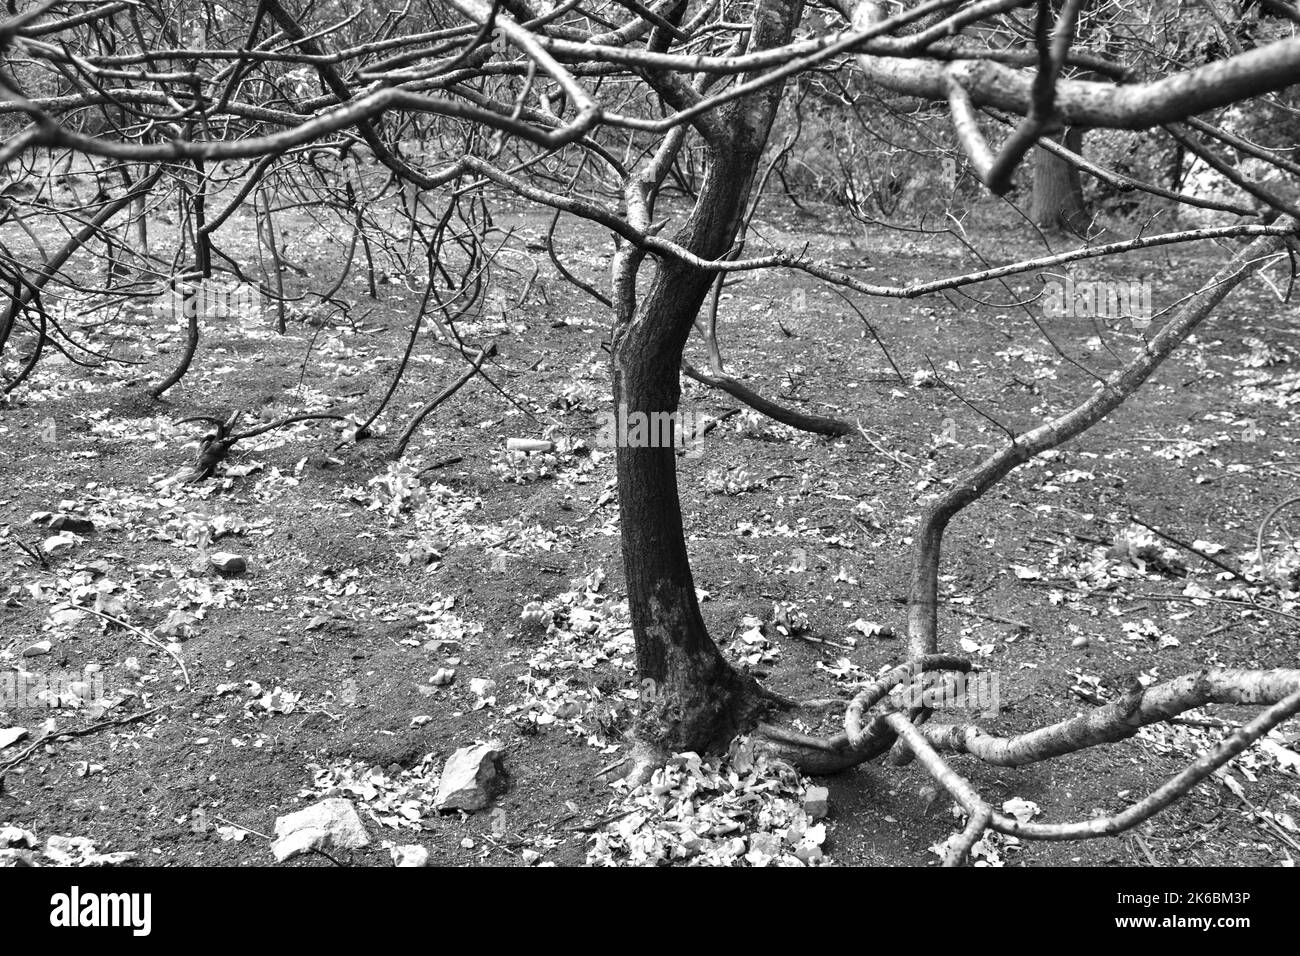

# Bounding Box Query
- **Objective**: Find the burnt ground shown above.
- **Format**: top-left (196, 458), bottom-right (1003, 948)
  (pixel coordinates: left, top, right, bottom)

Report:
top-left (1, 194), bottom-right (1299, 867)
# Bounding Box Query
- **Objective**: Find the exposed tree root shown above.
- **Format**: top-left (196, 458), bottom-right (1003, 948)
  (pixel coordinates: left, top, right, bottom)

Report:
top-left (749, 660), bottom-right (1300, 864)
top-left (916, 668), bottom-right (1300, 766)
top-left (599, 739), bottom-right (670, 788)
top-left (176, 410), bottom-right (347, 481)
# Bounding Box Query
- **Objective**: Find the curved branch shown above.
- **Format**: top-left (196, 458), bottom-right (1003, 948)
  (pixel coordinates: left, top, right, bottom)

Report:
top-left (681, 361), bottom-right (854, 437)
top-left (853, 1), bottom-right (1300, 129)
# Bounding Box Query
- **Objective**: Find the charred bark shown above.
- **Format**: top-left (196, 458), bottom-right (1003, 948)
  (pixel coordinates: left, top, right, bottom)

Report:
top-left (612, 0), bottom-right (805, 758)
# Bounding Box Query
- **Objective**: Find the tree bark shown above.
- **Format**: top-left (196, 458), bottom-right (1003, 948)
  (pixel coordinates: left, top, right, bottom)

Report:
top-left (1031, 127), bottom-right (1088, 231)
top-left (613, 151), bottom-right (769, 757)
top-left (612, 0), bottom-right (804, 758)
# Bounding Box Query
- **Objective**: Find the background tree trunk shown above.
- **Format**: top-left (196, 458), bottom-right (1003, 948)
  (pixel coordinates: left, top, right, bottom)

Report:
top-left (1031, 127), bottom-right (1088, 231)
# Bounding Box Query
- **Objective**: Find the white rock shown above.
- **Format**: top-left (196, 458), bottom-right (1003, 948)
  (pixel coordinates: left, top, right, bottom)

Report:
top-left (21, 641), bottom-right (51, 658)
top-left (0, 727), bottom-right (27, 750)
top-left (0, 825), bottom-right (38, 848)
top-left (436, 741), bottom-right (503, 811)
top-left (271, 798), bottom-right (371, 862)
top-left (804, 785), bottom-right (830, 820)
top-left (43, 835), bottom-right (135, 866)
top-left (794, 842), bottom-right (824, 865)
top-left (391, 844), bottom-right (430, 867)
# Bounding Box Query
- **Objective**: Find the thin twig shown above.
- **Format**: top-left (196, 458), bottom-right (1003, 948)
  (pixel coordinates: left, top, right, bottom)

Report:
top-left (0, 707), bottom-right (161, 774)
top-left (58, 604), bottom-right (191, 685)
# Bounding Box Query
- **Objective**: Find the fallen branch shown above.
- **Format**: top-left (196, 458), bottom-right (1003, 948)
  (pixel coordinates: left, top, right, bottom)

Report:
top-left (884, 709), bottom-right (993, 866)
top-left (176, 410), bottom-right (348, 481)
top-left (984, 684), bottom-right (1300, 841)
top-left (0, 707), bottom-right (161, 776)
top-left (1256, 494), bottom-right (1300, 562)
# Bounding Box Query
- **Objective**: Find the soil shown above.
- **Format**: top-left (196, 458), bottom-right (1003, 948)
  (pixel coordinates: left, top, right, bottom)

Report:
top-left (1, 193), bottom-right (1298, 866)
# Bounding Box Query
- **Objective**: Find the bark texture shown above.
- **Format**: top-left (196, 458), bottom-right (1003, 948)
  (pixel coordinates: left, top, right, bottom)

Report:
top-left (612, 0), bottom-right (805, 755)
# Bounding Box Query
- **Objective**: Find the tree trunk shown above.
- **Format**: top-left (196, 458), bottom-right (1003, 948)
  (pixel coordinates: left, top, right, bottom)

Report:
top-left (612, 0), bottom-right (804, 759)
top-left (1031, 127), bottom-right (1087, 231)
top-left (612, 153), bottom-right (769, 757)
top-left (1166, 140), bottom-right (1186, 191)
top-left (615, 345), bottom-right (767, 755)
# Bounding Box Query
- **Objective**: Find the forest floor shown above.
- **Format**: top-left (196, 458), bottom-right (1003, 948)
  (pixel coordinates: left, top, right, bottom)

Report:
top-left (2, 190), bottom-right (1299, 867)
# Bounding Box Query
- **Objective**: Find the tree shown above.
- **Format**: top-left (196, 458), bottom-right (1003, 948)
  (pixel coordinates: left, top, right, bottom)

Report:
top-left (1030, 127), bottom-right (1086, 230)
top-left (2, 0), bottom-right (1300, 863)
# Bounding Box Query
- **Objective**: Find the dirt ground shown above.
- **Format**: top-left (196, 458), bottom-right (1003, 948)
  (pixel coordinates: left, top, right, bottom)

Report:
top-left (2, 192), bottom-right (1299, 866)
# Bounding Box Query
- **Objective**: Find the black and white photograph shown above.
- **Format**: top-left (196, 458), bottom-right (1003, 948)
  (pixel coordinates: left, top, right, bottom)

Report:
top-left (0, 0), bottom-right (1296, 922)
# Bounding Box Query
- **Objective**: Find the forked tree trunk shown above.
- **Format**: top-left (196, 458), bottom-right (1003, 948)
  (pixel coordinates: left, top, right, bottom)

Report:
top-left (613, 0), bottom-right (804, 758)
top-left (1031, 127), bottom-right (1087, 231)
